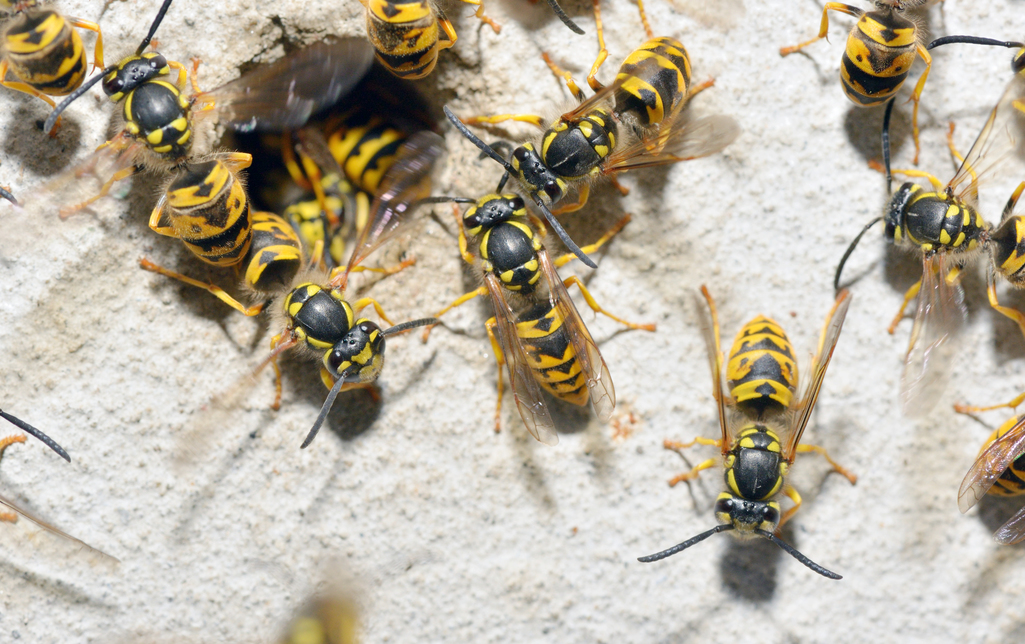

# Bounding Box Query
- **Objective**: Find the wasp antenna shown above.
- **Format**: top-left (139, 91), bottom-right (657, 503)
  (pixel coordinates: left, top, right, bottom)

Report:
top-left (834, 217), bottom-right (883, 292)
top-left (881, 97), bottom-right (896, 194)
top-left (755, 529), bottom-right (842, 580)
top-left (927, 35), bottom-right (1024, 51)
top-left (418, 196), bottom-right (477, 206)
top-left (534, 197), bottom-right (598, 269)
top-left (383, 317), bottom-right (439, 337)
top-left (136, 0), bottom-right (175, 54)
top-left (443, 106), bottom-right (517, 176)
top-left (300, 375), bottom-right (348, 449)
top-left (0, 186), bottom-right (18, 206)
top-left (0, 410), bottom-right (70, 462)
top-left (637, 524), bottom-right (734, 562)
top-left (545, 0), bottom-right (585, 34)
top-left (43, 68), bottom-right (112, 135)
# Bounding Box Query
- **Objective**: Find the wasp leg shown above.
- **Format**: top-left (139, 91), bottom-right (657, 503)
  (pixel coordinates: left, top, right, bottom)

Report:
top-left (327, 255), bottom-right (416, 288)
top-left (436, 15), bottom-right (458, 50)
top-left (878, 166), bottom-right (946, 192)
top-left (636, 0), bottom-right (653, 40)
top-left (139, 258), bottom-right (265, 316)
top-left (550, 183), bottom-right (590, 215)
top-left (454, 0), bottom-right (501, 32)
top-left (422, 287), bottom-right (488, 342)
top-left (562, 275), bottom-right (657, 331)
top-left (542, 52), bottom-right (587, 102)
top-left (422, 204), bottom-right (482, 341)
top-left (908, 44), bottom-right (932, 165)
top-left (687, 77), bottom-right (716, 101)
top-left (945, 122), bottom-right (979, 203)
top-left (888, 279), bottom-right (921, 334)
top-left (0, 59), bottom-right (61, 133)
top-left (587, 0), bottom-right (610, 92)
top-left (664, 437), bottom-right (721, 486)
top-left (0, 434), bottom-right (26, 522)
top-left (988, 279), bottom-right (1025, 343)
top-left (350, 297), bottom-right (397, 328)
top-left (463, 113), bottom-right (546, 128)
top-left (955, 390), bottom-right (1025, 415)
top-left (608, 176), bottom-right (630, 196)
top-left (778, 486), bottom-right (803, 530)
top-left (779, 3), bottom-right (864, 57)
top-left (60, 164), bottom-right (136, 218)
top-left (270, 358), bottom-right (283, 411)
top-left (551, 213), bottom-right (631, 267)
top-left (67, 17), bottom-right (105, 70)
top-left (794, 443), bottom-right (858, 484)
top-left (486, 316), bottom-right (508, 433)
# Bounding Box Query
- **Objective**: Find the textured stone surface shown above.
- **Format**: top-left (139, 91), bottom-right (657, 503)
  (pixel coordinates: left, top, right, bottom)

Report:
top-left (1, 0), bottom-right (1024, 641)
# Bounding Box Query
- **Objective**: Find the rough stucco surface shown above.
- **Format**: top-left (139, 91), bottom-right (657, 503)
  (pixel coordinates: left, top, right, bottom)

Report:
top-left (1, 0), bottom-right (1025, 641)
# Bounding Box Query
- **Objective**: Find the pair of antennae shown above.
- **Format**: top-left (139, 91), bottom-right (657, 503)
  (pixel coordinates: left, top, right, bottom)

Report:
top-left (0, 409), bottom-right (70, 462)
top-left (300, 317), bottom-right (438, 449)
top-left (442, 106), bottom-right (598, 270)
top-left (43, 0), bottom-right (175, 134)
top-left (544, 0), bottom-right (585, 35)
top-left (637, 524), bottom-right (842, 580)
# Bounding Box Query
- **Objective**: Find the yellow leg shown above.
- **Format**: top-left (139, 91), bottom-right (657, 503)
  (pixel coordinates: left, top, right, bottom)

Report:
top-left (888, 168), bottom-right (945, 191)
top-left (664, 436), bottom-right (721, 486)
top-left (908, 44), bottom-right (932, 166)
top-left (0, 433), bottom-right (26, 522)
top-left (946, 122), bottom-right (979, 204)
top-left (608, 175), bottom-right (630, 196)
top-left (542, 52), bottom-right (586, 102)
top-left (422, 203), bottom-right (483, 342)
top-left (778, 486), bottom-right (802, 530)
top-left (795, 443), bottom-right (858, 484)
top-left (455, 0), bottom-right (502, 33)
top-left (955, 391), bottom-right (1025, 415)
top-left (139, 258), bottom-right (265, 316)
top-left (888, 278), bottom-right (921, 334)
top-left (437, 18), bottom-right (458, 49)
top-left (551, 183), bottom-right (590, 215)
top-left (587, 0), bottom-right (610, 91)
top-left (168, 60), bottom-right (188, 90)
top-left (686, 77), bottom-right (716, 100)
top-left (271, 358), bottom-right (283, 411)
top-left (421, 287), bottom-right (488, 342)
top-left (67, 17), bottom-right (105, 70)
top-left (463, 113), bottom-right (545, 128)
top-left (779, 3), bottom-right (863, 57)
top-left (636, 0), bottom-right (653, 40)
top-left (326, 256), bottom-right (416, 289)
top-left (1015, 99), bottom-right (1025, 115)
top-left (485, 317), bottom-right (507, 433)
top-left (350, 297), bottom-right (396, 327)
top-left (552, 214), bottom-right (631, 268)
top-left (188, 58), bottom-right (203, 95)
top-left (988, 280), bottom-right (1025, 343)
top-left (60, 164), bottom-right (136, 218)
top-left (1002, 182), bottom-right (1025, 221)
top-left (562, 275), bottom-right (656, 331)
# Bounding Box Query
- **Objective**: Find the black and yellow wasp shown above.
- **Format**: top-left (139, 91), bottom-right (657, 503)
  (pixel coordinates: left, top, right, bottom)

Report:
top-left (423, 188), bottom-right (655, 444)
top-left (953, 402), bottom-right (1025, 546)
top-left (358, 0), bottom-right (581, 80)
top-left (277, 591), bottom-right (361, 644)
top-left (45, 33), bottom-right (374, 217)
top-left (443, 0), bottom-right (738, 267)
top-left (0, 408), bottom-right (117, 561)
top-left (835, 64), bottom-right (1025, 415)
top-left (638, 287), bottom-right (855, 579)
top-left (144, 133), bottom-right (444, 448)
top-left (779, 1), bottom-right (1021, 164)
top-left (0, 0), bottom-right (104, 126)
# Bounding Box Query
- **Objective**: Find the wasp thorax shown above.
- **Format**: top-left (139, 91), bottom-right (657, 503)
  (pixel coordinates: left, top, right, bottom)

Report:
top-left (325, 320), bottom-right (384, 382)
top-left (285, 285), bottom-right (354, 350)
top-left (512, 146), bottom-right (563, 204)
top-left (464, 194), bottom-right (523, 232)
top-left (104, 53), bottom-right (167, 98)
top-left (714, 494), bottom-right (780, 535)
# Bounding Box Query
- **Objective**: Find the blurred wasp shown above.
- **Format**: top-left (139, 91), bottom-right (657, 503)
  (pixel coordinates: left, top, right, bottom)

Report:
top-left (44, 35), bottom-right (374, 217)
top-left (835, 65), bottom-right (1025, 415)
top-left (423, 186), bottom-right (655, 444)
top-left (359, 0), bottom-right (583, 80)
top-left (0, 0), bottom-right (105, 128)
top-left (278, 590), bottom-right (361, 644)
top-left (779, 1), bottom-right (1020, 165)
top-left (147, 133), bottom-right (444, 449)
top-left (443, 0), bottom-right (739, 267)
top-left (638, 287), bottom-right (855, 579)
top-left (0, 408), bottom-right (117, 561)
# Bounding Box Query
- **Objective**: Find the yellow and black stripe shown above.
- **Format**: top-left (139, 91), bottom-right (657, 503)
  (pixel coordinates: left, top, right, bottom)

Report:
top-left (726, 315), bottom-right (798, 418)
top-left (514, 300), bottom-right (589, 407)
top-left (840, 7), bottom-right (919, 106)
top-left (363, 0), bottom-right (452, 80)
top-left (243, 211), bottom-right (303, 294)
top-left (2, 8), bottom-right (89, 95)
top-left (326, 109), bottom-right (406, 193)
top-left (614, 37), bottom-right (692, 126)
top-left (122, 78), bottom-right (192, 160)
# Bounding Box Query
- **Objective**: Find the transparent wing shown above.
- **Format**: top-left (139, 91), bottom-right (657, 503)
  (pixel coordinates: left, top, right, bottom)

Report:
top-left (696, 286), bottom-right (736, 455)
top-left (334, 131), bottom-right (445, 289)
top-left (602, 113), bottom-right (740, 174)
top-left (947, 73), bottom-right (1025, 207)
top-left (901, 254), bottom-right (967, 416)
top-left (995, 505), bottom-right (1025, 545)
top-left (559, 61), bottom-right (647, 123)
top-left (958, 415), bottom-right (1025, 513)
top-left (0, 491), bottom-right (118, 564)
top-left (783, 289), bottom-right (853, 462)
top-left (196, 38), bottom-right (374, 133)
top-left (29, 133), bottom-right (145, 216)
top-left (538, 249), bottom-right (615, 422)
top-left (484, 274), bottom-right (558, 446)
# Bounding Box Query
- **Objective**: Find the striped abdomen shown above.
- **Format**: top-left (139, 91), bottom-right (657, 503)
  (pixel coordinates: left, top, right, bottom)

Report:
top-left (981, 416), bottom-right (1025, 497)
top-left (516, 300), bottom-right (588, 406)
top-left (840, 9), bottom-right (918, 106)
top-left (364, 0), bottom-right (446, 80)
top-left (614, 37), bottom-right (691, 126)
top-left (726, 315), bottom-right (798, 418)
top-left (3, 10), bottom-right (88, 95)
top-left (326, 110), bottom-right (406, 193)
top-left (989, 216), bottom-right (1025, 286)
top-left (243, 212), bottom-right (302, 294)
top-left (158, 160), bottom-right (252, 267)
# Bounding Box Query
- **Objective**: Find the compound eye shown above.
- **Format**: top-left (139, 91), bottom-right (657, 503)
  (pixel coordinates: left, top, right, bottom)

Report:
top-left (513, 147), bottom-right (529, 162)
top-left (543, 181), bottom-right (562, 201)
top-left (149, 54), bottom-right (167, 69)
